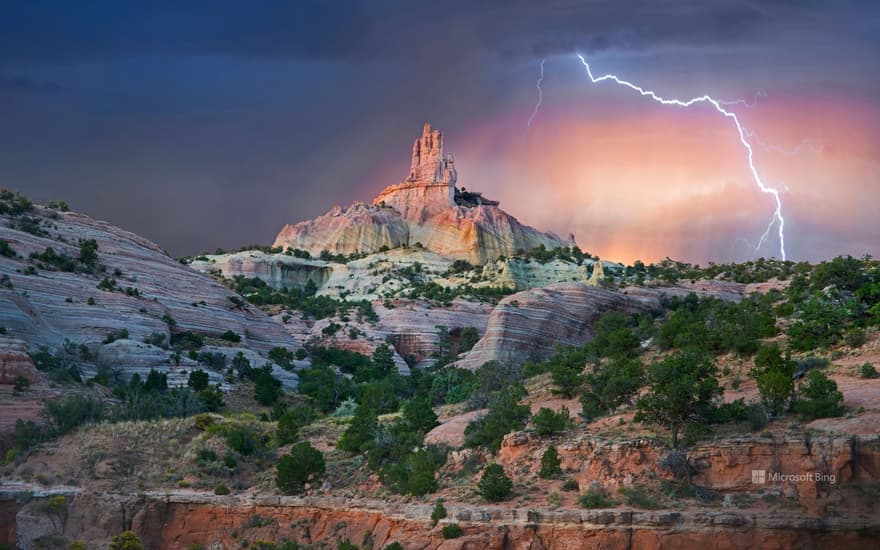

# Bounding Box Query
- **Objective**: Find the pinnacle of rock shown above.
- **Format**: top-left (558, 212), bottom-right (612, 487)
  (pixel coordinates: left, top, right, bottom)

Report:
top-left (407, 122), bottom-right (457, 186)
top-left (274, 123), bottom-right (575, 263)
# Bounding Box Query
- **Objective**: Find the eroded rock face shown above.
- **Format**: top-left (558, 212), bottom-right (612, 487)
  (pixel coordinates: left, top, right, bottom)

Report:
top-left (0, 205), bottom-right (298, 386)
top-left (454, 279), bottom-right (761, 370)
top-left (6, 490), bottom-right (879, 550)
top-left (274, 123), bottom-right (574, 264)
top-left (497, 430), bottom-right (880, 518)
top-left (455, 282), bottom-right (659, 370)
top-left (0, 338), bottom-right (38, 384)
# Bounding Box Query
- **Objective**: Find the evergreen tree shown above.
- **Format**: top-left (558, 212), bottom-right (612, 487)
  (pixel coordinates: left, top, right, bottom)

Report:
top-left (793, 370), bottom-right (844, 420)
top-left (478, 463), bottom-right (513, 502)
top-left (750, 344), bottom-right (796, 416)
top-left (634, 349), bottom-right (721, 449)
top-left (402, 396), bottom-right (439, 433)
top-left (370, 343), bottom-right (396, 379)
top-left (338, 404), bottom-right (378, 453)
top-left (539, 445), bottom-right (562, 479)
top-left (253, 365), bottom-right (283, 405)
top-left (276, 441), bottom-right (326, 494)
top-left (187, 368), bottom-right (209, 392)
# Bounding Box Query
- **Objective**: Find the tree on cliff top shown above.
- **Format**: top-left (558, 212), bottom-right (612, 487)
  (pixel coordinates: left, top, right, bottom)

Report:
top-left (634, 349), bottom-right (721, 449)
top-left (276, 441), bottom-right (326, 494)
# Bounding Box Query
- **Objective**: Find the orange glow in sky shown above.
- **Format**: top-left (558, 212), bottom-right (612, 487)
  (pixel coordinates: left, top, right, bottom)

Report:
top-left (452, 93), bottom-right (880, 264)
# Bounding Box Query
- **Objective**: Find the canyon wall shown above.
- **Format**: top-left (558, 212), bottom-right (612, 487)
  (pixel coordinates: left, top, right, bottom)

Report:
top-left (4, 490), bottom-right (879, 550)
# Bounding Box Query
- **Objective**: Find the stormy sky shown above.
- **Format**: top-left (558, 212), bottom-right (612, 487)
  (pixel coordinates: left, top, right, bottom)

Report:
top-left (2, 1), bottom-right (879, 263)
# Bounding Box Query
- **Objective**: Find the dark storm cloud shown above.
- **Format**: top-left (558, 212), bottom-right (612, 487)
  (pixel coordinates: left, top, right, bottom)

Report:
top-left (1, 0), bottom-right (872, 66)
top-left (0, 75), bottom-right (63, 93)
top-left (1, 0), bottom-right (877, 261)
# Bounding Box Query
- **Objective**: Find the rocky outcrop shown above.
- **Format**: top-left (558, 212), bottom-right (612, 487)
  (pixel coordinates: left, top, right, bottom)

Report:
top-left (455, 282), bottom-right (659, 370)
top-left (192, 250), bottom-right (333, 291)
top-left (454, 279), bottom-right (761, 370)
top-left (480, 257), bottom-right (596, 290)
top-left (274, 123), bottom-right (575, 264)
top-left (0, 338), bottom-right (38, 384)
top-left (0, 204), bottom-right (299, 387)
top-left (498, 430), bottom-right (880, 518)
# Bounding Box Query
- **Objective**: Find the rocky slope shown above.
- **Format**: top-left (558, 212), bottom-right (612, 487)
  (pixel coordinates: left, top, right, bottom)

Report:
top-left (453, 279), bottom-right (756, 370)
top-left (273, 123), bottom-right (574, 264)
top-left (0, 200), bottom-right (298, 389)
top-left (454, 282), bottom-right (657, 370)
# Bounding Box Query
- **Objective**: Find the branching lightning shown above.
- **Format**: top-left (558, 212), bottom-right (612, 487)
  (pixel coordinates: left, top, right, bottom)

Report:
top-left (575, 53), bottom-right (787, 260)
top-left (745, 128), bottom-right (822, 156)
top-left (527, 59), bottom-right (546, 128)
top-left (719, 89), bottom-right (767, 108)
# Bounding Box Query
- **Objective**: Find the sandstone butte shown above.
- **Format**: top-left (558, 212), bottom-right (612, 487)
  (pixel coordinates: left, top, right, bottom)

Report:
top-left (273, 123), bottom-right (576, 264)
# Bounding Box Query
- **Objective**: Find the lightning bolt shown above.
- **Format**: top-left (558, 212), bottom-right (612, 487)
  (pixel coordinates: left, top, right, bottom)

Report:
top-left (527, 59), bottom-right (546, 128)
top-left (745, 129), bottom-right (822, 156)
top-left (719, 89), bottom-right (767, 109)
top-left (575, 53), bottom-right (786, 260)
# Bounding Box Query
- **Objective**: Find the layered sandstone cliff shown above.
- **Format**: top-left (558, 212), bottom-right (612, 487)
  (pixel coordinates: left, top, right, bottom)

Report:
top-left (0, 203), bottom-right (298, 389)
top-left (454, 282), bottom-right (659, 370)
top-left (274, 123), bottom-right (574, 264)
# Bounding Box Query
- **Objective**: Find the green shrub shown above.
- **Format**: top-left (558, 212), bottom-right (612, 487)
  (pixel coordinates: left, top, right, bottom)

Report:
top-left (384, 543), bottom-right (404, 550)
top-left (401, 396), bottom-right (439, 433)
top-left (108, 531), bottom-right (144, 550)
top-left (464, 385), bottom-right (529, 451)
top-left (276, 441), bottom-right (326, 495)
top-left (0, 239), bottom-right (15, 257)
top-left (658, 293), bottom-right (776, 355)
top-left (225, 425), bottom-right (260, 456)
top-left (223, 454), bottom-right (237, 469)
top-left (539, 445), bottom-right (563, 479)
top-left (44, 395), bottom-right (105, 435)
top-left (214, 484), bottom-right (230, 495)
top-left (196, 448), bottom-right (218, 462)
top-left (253, 366), bottom-right (283, 406)
top-left (787, 293), bottom-right (846, 351)
top-left (78, 239), bottom-right (99, 266)
top-left (188, 369), bottom-right (209, 392)
top-left (579, 489), bottom-right (612, 508)
top-left (429, 367), bottom-right (476, 405)
top-left (430, 499), bottom-right (447, 526)
top-left (581, 357), bottom-right (644, 418)
top-left (793, 370), bottom-right (844, 420)
top-left (12, 375), bottom-right (30, 393)
top-left (220, 330), bottom-right (241, 343)
top-left (860, 363), bottom-right (878, 379)
top-left (198, 385), bottom-right (225, 412)
top-left (268, 347), bottom-right (296, 370)
top-left (618, 484), bottom-right (662, 509)
top-left (478, 463), bottom-right (513, 502)
top-left (561, 479), bottom-right (580, 492)
top-left (379, 446), bottom-right (445, 497)
top-left (337, 405), bottom-right (378, 453)
top-left (634, 349), bottom-right (721, 449)
top-left (441, 524), bottom-right (463, 539)
top-left (747, 403), bottom-right (769, 431)
top-left (532, 407), bottom-right (571, 436)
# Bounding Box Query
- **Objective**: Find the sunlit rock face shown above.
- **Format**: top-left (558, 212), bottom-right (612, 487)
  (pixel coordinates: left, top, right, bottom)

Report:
top-left (273, 123), bottom-right (575, 264)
